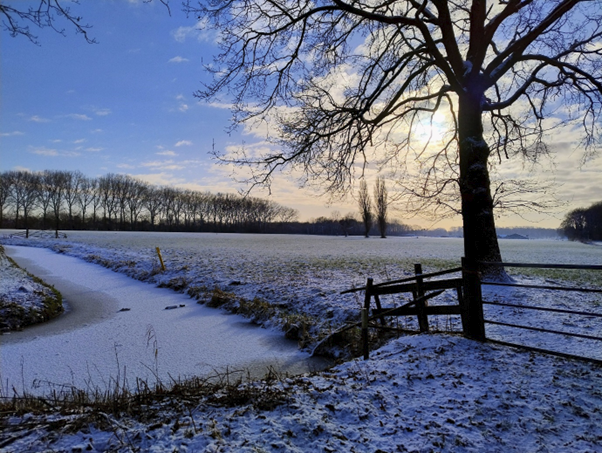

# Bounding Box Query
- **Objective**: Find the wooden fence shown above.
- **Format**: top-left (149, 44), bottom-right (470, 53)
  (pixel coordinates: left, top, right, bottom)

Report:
top-left (342, 263), bottom-right (467, 359)
top-left (344, 259), bottom-right (602, 362)
top-left (478, 261), bottom-right (602, 364)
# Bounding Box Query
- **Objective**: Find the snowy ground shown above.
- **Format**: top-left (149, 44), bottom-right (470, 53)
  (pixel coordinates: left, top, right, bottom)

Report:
top-left (1, 232), bottom-right (601, 452)
top-left (3, 334), bottom-right (602, 452)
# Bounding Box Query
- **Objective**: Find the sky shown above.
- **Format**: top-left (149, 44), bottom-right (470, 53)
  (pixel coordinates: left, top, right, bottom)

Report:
top-left (1, 0), bottom-right (600, 229)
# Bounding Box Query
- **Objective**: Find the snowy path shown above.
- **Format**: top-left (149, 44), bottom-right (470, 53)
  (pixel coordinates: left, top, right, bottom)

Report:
top-left (1, 246), bottom-right (325, 396)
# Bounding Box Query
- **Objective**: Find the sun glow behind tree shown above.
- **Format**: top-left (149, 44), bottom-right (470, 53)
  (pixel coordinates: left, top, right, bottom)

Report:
top-left (187, 0), bottom-right (602, 276)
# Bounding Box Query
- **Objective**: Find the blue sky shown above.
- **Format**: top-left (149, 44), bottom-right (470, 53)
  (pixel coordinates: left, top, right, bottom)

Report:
top-left (1, 1), bottom-right (600, 228)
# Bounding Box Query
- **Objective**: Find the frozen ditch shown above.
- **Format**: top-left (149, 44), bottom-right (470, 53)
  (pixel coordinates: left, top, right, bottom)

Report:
top-left (1, 246), bottom-right (329, 396)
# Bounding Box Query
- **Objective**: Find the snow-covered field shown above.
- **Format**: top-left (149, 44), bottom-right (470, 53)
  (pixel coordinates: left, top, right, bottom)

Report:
top-left (2, 231), bottom-right (600, 357)
top-left (1, 231), bottom-right (601, 452)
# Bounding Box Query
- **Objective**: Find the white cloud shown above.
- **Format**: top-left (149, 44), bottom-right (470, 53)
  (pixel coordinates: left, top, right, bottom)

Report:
top-left (156, 150), bottom-right (177, 156)
top-left (29, 115), bottom-right (51, 123)
top-left (94, 108), bottom-right (112, 116)
top-left (73, 138), bottom-right (86, 144)
top-left (133, 172), bottom-right (187, 186)
top-left (91, 129), bottom-right (103, 133)
top-left (175, 140), bottom-right (192, 147)
top-left (31, 148), bottom-right (59, 156)
top-left (67, 113), bottom-right (92, 121)
top-left (141, 159), bottom-right (185, 170)
top-left (85, 147), bottom-right (104, 152)
top-left (176, 94), bottom-right (185, 101)
top-left (0, 130), bottom-right (24, 137)
top-left (172, 26), bottom-right (192, 43)
top-left (171, 19), bottom-right (212, 43)
top-left (178, 103), bottom-right (189, 112)
top-left (30, 146), bottom-right (80, 157)
top-left (169, 56), bottom-right (189, 63)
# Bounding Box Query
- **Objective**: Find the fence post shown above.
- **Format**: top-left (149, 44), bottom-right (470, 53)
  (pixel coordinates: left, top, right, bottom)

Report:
top-left (156, 247), bottom-right (166, 271)
top-left (415, 263), bottom-right (429, 332)
top-left (461, 257), bottom-right (485, 341)
top-left (362, 278), bottom-right (373, 360)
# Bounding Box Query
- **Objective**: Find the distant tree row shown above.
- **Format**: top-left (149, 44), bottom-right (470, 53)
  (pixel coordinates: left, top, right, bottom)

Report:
top-left (0, 170), bottom-right (298, 236)
top-left (561, 202), bottom-right (602, 242)
top-left (299, 211), bottom-right (413, 237)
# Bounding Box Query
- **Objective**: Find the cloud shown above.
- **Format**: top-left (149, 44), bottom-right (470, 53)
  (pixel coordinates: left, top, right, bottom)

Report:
top-left (67, 113), bottom-right (93, 121)
top-left (85, 147), bottom-right (104, 152)
top-left (31, 147), bottom-right (59, 156)
top-left (141, 159), bottom-right (185, 170)
top-left (93, 108), bottom-right (112, 116)
top-left (208, 102), bottom-right (233, 110)
top-left (133, 172), bottom-right (187, 186)
top-left (172, 19), bottom-right (212, 43)
top-left (73, 138), bottom-right (87, 144)
top-left (178, 103), bottom-right (189, 112)
top-left (169, 56), bottom-right (189, 63)
top-left (175, 140), bottom-right (192, 147)
top-left (0, 130), bottom-right (24, 137)
top-left (30, 146), bottom-right (80, 157)
top-left (91, 129), bottom-right (103, 133)
top-left (29, 115), bottom-right (51, 123)
top-left (156, 150), bottom-right (177, 156)
top-left (172, 26), bottom-right (193, 43)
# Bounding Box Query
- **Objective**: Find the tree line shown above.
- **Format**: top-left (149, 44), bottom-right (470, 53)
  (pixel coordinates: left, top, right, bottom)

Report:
top-left (561, 201), bottom-right (602, 242)
top-left (0, 170), bottom-right (299, 236)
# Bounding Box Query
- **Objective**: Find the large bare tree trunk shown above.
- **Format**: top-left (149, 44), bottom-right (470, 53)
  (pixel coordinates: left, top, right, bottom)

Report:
top-left (458, 92), bottom-right (505, 280)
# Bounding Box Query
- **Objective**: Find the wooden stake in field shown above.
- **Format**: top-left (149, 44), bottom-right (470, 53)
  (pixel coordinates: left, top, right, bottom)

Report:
top-left (156, 247), bottom-right (166, 271)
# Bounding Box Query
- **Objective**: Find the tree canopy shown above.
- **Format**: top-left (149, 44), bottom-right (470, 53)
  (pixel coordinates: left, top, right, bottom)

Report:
top-left (561, 201), bottom-right (602, 242)
top-left (187, 0), bottom-right (601, 270)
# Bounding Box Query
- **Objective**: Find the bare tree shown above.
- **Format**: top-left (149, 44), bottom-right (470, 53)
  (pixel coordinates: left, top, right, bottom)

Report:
top-left (144, 186), bottom-right (163, 229)
top-left (0, 0), bottom-right (96, 44)
top-left (562, 201), bottom-right (602, 242)
top-left (90, 178), bottom-right (103, 227)
top-left (1, 0), bottom-right (170, 45)
top-left (374, 177), bottom-right (388, 238)
top-left (0, 171), bottom-right (12, 228)
top-left (76, 176), bottom-right (96, 228)
top-left (46, 170), bottom-right (67, 237)
top-left (98, 174), bottom-right (119, 227)
top-left (37, 171), bottom-right (55, 230)
top-left (358, 179), bottom-right (373, 238)
top-left (63, 170), bottom-right (84, 229)
top-left (9, 171), bottom-right (40, 237)
top-left (338, 212), bottom-right (357, 237)
top-left (126, 179), bottom-right (148, 229)
top-left (189, 0), bottom-right (602, 276)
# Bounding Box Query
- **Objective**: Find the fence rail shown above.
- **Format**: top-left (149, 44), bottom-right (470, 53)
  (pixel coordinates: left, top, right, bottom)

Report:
top-left (346, 258), bottom-right (602, 362)
top-left (479, 261), bottom-right (602, 270)
top-left (479, 260), bottom-right (602, 363)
